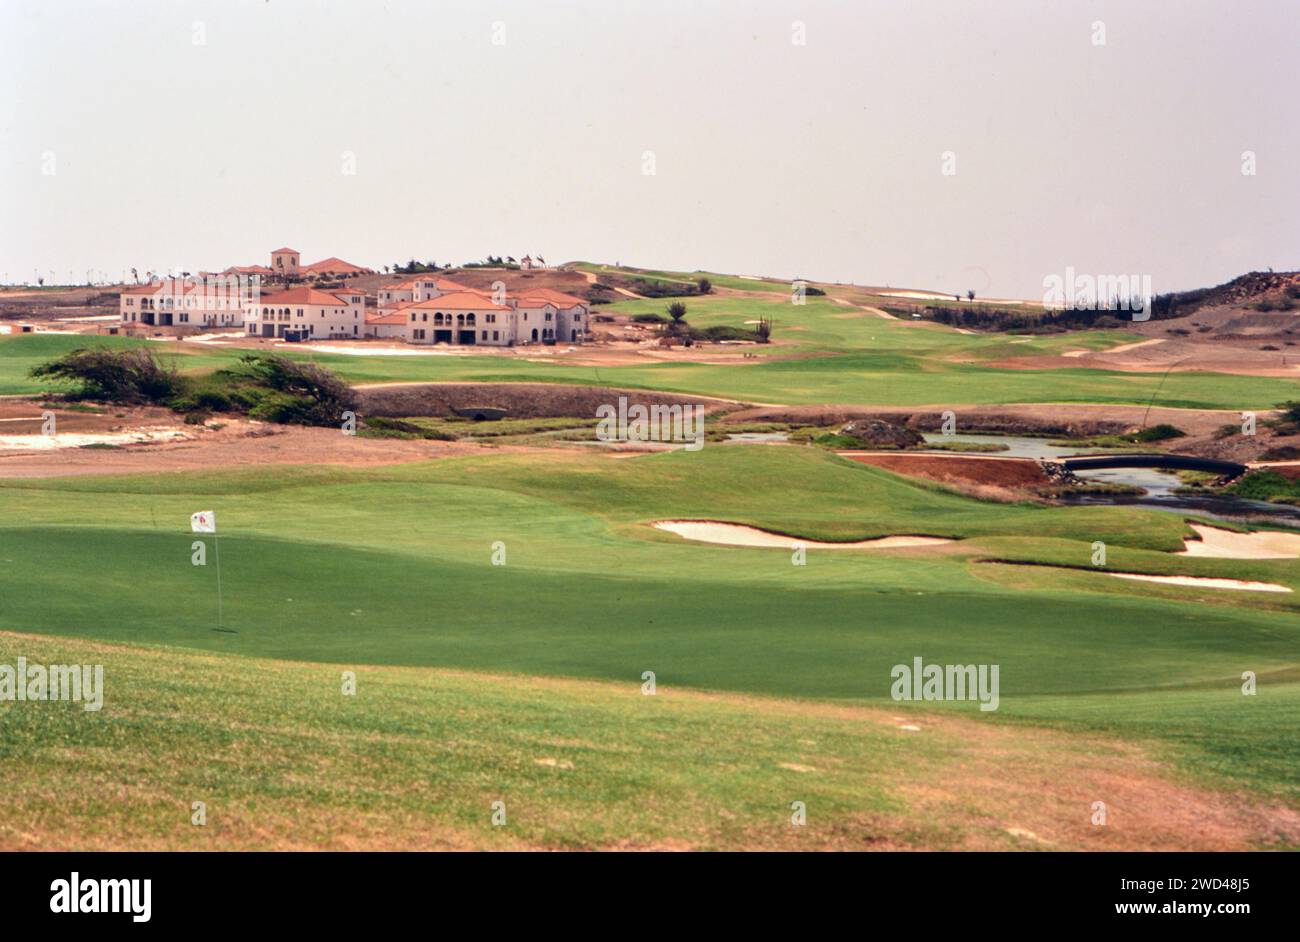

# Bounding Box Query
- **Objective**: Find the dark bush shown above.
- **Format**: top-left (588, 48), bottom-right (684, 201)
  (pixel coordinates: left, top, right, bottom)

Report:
top-left (1133, 424), bottom-right (1185, 442)
top-left (229, 355), bottom-right (357, 427)
top-left (30, 347), bottom-right (183, 404)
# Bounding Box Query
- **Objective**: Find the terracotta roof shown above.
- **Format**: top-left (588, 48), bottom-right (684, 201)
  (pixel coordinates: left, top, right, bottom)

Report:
top-left (302, 256), bottom-right (370, 274)
top-left (523, 287), bottom-right (586, 306)
top-left (225, 265), bottom-right (274, 275)
top-left (408, 291), bottom-right (509, 311)
top-left (257, 287), bottom-right (359, 306)
top-left (366, 312), bottom-right (409, 325)
top-left (120, 283), bottom-right (164, 295)
top-left (272, 247), bottom-right (299, 254)
top-left (515, 296), bottom-right (558, 309)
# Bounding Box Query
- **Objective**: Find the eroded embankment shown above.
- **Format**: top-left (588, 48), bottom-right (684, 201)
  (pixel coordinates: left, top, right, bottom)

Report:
top-left (356, 382), bottom-right (733, 420)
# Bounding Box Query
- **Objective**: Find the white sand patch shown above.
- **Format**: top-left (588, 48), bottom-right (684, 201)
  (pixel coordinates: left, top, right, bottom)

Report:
top-left (653, 520), bottom-right (952, 549)
top-left (1105, 572), bottom-right (1291, 593)
top-left (298, 344), bottom-right (465, 357)
top-left (1102, 338), bottom-right (1165, 355)
top-left (0, 429), bottom-right (189, 451)
top-left (880, 290), bottom-right (1026, 305)
top-left (1062, 349), bottom-right (1089, 358)
top-left (897, 724), bottom-right (922, 732)
top-left (534, 758), bottom-right (574, 770)
top-left (1177, 523), bottom-right (1300, 559)
top-left (777, 762), bottom-right (818, 773)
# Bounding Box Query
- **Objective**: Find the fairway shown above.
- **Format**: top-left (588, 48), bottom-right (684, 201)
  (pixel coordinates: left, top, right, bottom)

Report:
top-left (2, 445), bottom-right (1297, 816)
top-left (5, 324), bottom-right (1298, 410)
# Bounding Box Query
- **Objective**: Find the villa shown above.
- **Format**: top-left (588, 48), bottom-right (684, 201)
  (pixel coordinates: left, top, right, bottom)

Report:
top-left (366, 284), bottom-right (587, 346)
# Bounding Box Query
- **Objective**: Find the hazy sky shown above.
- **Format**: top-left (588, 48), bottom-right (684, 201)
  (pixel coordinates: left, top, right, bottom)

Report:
top-left (2, 0), bottom-right (1297, 298)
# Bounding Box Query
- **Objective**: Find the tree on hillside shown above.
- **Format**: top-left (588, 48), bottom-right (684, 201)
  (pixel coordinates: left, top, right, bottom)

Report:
top-left (666, 301), bottom-right (688, 325)
top-left (697, 277), bottom-right (712, 295)
top-left (967, 289), bottom-right (976, 302)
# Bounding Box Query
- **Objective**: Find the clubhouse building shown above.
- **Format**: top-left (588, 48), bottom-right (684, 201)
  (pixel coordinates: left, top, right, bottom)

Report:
top-left (120, 247), bottom-right (589, 346)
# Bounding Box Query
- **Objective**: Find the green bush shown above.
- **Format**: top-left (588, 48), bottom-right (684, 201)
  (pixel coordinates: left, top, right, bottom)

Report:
top-left (30, 347), bottom-right (182, 404)
top-left (1133, 424), bottom-right (1186, 442)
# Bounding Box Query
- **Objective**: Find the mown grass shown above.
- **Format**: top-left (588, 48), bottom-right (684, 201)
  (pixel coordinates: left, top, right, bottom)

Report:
top-left (3, 631), bottom-right (1293, 850)
top-left (5, 323), bottom-right (1296, 410)
top-left (2, 445), bottom-right (1298, 800)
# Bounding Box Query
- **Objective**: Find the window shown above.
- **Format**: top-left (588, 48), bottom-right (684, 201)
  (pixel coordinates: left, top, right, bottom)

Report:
top-left (493, 330), bottom-right (499, 340)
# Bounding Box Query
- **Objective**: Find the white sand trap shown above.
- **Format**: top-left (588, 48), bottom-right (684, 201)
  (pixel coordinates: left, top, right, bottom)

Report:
top-left (1103, 338), bottom-right (1165, 355)
top-left (653, 520), bottom-right (952, 549)
top-left (1105, 572), bottom-right (1291, 593)
top-left (1062, 349), bottom-right (1089, 358)
top-left (1177, 523), bottom-right (1300, 559)
top-left (0, 429), bottom-right (189, 451)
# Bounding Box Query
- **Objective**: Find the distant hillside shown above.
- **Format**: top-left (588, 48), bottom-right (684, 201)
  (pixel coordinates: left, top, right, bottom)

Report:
top-left (1152, 270), bottom-right (1300, 319)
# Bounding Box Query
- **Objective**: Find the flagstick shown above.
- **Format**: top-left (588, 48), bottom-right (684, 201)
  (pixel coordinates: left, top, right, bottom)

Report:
top-left (214, 531), bottom-right (224, 631)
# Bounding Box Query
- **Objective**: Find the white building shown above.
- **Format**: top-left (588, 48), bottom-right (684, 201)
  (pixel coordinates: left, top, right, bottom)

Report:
top-left (365, 284), bottom-right (588, 346)
top-left (120, 276), bottom-right (253, 328)
top-left (245, 287), bottom-right (366, 339)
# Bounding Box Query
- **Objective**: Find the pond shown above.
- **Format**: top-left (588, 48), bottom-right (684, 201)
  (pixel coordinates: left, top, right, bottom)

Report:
top-left (921, 433), bottom-right (1300, 525)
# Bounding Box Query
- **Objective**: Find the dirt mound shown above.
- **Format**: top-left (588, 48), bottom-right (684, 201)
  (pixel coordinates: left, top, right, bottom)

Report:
top-left (842, 453), bottom-right (1050, 487)
top-left (729, 405), bottom-right (1131, 438)
top-left (355, 382), bottom-right (732, 419)
top-left (841, 419), bottom-right (924, 448)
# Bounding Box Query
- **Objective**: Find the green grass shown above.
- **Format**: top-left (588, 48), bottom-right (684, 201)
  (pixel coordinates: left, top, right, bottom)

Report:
top-left (8, 317), bottom-right (1297, 410)
top-left (2, 445), bottom-right (1298, 804)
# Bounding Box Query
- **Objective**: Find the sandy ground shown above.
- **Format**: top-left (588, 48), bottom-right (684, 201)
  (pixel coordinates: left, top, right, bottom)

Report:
top-left (839, 452), bottom-right (1049, 488)
top-left (1104, 572), bottom-right (1291, 593)
top-left (0, 413), bottom-right (503, 478)
top-left (1178, 523), bottom-right (1300, 559)
top-left (653, 520), bottom-right (952, 549)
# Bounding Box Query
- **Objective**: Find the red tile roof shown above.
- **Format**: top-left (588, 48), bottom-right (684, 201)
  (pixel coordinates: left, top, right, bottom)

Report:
top-left (257, 287), bottom-right (359, 306)
top-left (302, 256), bottom-right (371, 274)
top-left (272, 247), bottom-right (300, 254)
top-left (524, 287), bottom-right (587, 306)
top-left (408, 291), bottom-right (509, 311)
top-left (366, 312), bottom-right (409, 325)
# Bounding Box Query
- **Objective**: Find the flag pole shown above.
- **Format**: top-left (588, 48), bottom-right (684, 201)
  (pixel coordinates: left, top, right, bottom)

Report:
top-left (214, 530), bottom-right (224, 631)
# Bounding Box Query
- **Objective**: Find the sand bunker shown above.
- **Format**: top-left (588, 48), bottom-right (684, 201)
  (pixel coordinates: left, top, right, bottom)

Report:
top-left (0, 429), bottom-right (189, 451)
top-left (1105, 572), bottom-right (1291, 593)
top-left (653, 520), bottom-right (952, 549)
top-left (1178, 524), bottom-right (1300, 559)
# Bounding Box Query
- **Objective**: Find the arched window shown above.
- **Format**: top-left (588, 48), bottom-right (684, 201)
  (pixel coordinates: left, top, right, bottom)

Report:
top-left (466, 313), bottom-right (476, 325)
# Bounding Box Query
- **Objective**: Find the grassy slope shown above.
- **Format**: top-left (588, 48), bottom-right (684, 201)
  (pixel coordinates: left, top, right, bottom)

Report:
top-left (2, 446), bottom-right (1297, 800)
top-left (4, 319), bottom-right (1296, 409)
top-left (2, 630), bottom-right (1293, 850)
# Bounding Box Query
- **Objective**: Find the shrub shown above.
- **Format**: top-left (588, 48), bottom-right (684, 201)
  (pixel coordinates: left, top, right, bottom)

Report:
top-left (30, 347), bottom-right (183, 404)
top-left (666, 302), bottom-right (688, 324)
top-left (230, 355), bottom-right (356, 427)
top-left (697, 278), bottom-right (712, 295)
top-left (632, 313), bottom-right (667, 324)
top-left (1134, 424), bottom-right (1186, 442)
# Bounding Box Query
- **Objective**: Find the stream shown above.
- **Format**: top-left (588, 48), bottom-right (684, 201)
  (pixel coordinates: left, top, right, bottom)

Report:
top-left (921, 433), bottom-right (1300, 525)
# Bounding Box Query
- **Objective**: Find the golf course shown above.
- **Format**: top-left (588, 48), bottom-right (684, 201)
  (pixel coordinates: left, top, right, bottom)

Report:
top-left (2, 438), bottom-right (1298, 849)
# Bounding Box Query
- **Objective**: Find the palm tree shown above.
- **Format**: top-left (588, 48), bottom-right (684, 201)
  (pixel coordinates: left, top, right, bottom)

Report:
top-left (666, 301), bottom-right (687, 325)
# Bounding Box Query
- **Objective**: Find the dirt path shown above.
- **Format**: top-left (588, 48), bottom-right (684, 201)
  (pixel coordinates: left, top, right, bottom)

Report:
top-left (576, 268), bottom-right (646, 299)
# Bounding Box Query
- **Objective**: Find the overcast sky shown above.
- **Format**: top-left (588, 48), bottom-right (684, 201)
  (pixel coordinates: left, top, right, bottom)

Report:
top-left (2, 0), bottom-right (1296, 298)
